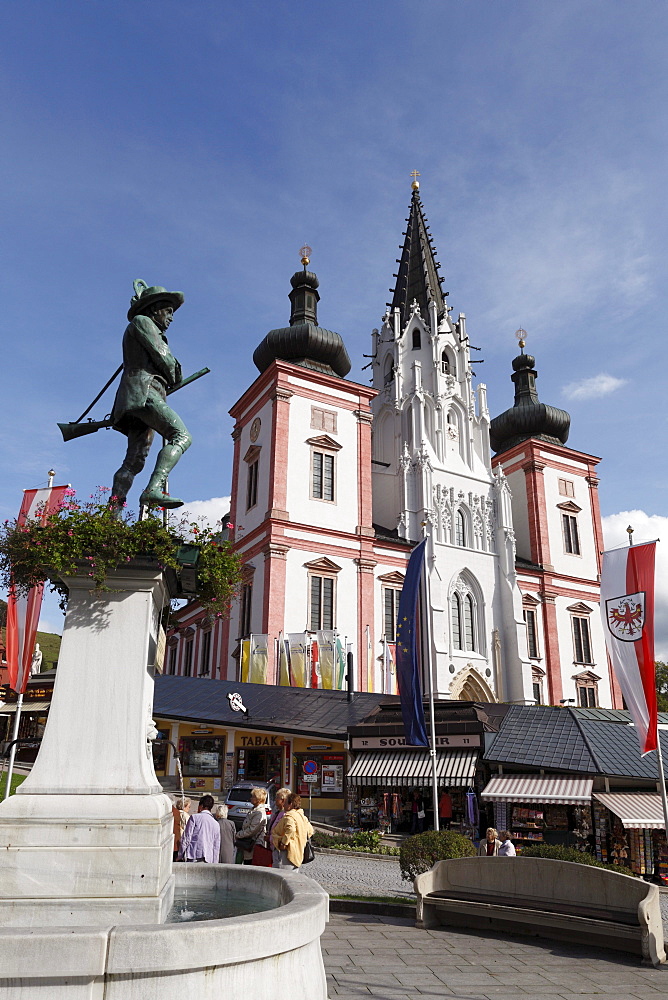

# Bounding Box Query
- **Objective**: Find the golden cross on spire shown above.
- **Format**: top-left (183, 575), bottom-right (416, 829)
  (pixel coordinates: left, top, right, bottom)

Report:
top-left (411, 169), bottom-right (420, 190)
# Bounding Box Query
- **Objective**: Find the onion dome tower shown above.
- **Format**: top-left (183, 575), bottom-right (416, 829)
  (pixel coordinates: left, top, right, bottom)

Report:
top-left (489, 329), bottom-right (570, 453)
top-left (253, 246), bottom-right (351, 378)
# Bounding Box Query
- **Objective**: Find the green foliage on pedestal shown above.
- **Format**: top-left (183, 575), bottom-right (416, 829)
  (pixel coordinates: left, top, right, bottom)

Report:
top-left (399, 830), bottom-right (476, 881)
top-left (0, 489), bottom-right (241, 618)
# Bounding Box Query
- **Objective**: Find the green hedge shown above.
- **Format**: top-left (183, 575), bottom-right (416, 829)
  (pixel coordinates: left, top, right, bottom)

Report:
top-left (311, 829), bottom-right (401, 855)
top-left (400, 830), bottom-right (476, 881)
top-left (519, 843), bottom-right (635, 877)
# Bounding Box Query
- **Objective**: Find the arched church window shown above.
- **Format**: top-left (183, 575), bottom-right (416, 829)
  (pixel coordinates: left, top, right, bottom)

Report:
top-left (455, 509), bottom-right (466, 547)
top-left (464, 594), bottom-right (475, 651)
top-left (441, 351), bottom-right (450, 374)
top-left (451, 593), bottom-right (462, 649)
top-left (412, 328), bottom-right (421, 350)
top-left (383, 355), bottom-right (394, 384)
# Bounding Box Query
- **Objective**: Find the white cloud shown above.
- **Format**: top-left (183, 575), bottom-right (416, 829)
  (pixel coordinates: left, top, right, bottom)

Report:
top-left (602, 511), bottom-right (668, 659)
top-left (562, 373), bottom-right (627, 401)
top-left (177, 496), bottom-right (231, 530)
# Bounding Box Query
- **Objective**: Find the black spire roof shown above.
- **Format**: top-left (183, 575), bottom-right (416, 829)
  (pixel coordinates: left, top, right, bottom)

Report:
top-left (390, 188), bottom-right (446, 328)
top-left (489, 351), bottom-right (571, 454)
top-left (253, 267), bottom-right (351, 378)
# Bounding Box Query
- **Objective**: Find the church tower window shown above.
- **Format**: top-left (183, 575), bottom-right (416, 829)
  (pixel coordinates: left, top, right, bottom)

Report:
top-left (441, 351), bottom-right (450, 374)
top-left (246, 460), bottom-right (258, 510)
top-left (384, 355), bottom-right (394, 384)
top-left (240, 583), bottom-right (253, 637)
top-left (464, 594), bottom-right (476, 651)
top-left (455, 509), bottom-right (466, 547)
top-left (451, 593), bottom-right (462, 649)
top-left (312, 451), bottom-right (335, 501)
top-left (412, 328), bottom-right (421, 350)
top-left (562, 513), bottom-right (581, 555)
top-left (572, 615), bottom-right (593, 665)
top-left (309, 575), bottom-right (335, 631)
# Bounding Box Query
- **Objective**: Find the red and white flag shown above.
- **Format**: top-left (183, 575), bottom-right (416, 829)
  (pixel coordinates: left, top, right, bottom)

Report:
top-left (600, 541), bottom-right (657, 754)
top-left (6, 485), bottom-right (69, 694)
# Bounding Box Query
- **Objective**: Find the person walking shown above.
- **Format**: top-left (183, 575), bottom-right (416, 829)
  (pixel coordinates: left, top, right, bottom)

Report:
top-left (178, 794), bottom-right (220, 863)
top-left (478, 827), bottom-right (502, 857)
top-left (271, 792), bottom-right (314, 871)
top-left (266, 787), bottom-right (290, 868)
top-left (212, 803), bottom-right (237, 864)
top-left (235, 787), bottom-right (268, 865)
top-left (498, 830), bottom-right (516, 856)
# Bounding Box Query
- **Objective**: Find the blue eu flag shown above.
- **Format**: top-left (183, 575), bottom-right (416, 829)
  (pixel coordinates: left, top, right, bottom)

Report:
top-left (395, 537), bottom-right (429, 747)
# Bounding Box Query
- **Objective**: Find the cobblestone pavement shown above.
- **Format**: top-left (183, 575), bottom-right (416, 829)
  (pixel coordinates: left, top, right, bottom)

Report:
top-left (323, 913), bottom-right (668, 999)
top-left (309, 853), bottom-right (413, 898)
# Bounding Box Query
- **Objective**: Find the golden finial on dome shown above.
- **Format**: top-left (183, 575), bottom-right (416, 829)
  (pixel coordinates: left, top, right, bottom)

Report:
top-left (410, 169), bottom-right (420, 191)
top-left (299, 244), bottom-right (312, 267)
top-left (515, 327), bottom-right (528, 351)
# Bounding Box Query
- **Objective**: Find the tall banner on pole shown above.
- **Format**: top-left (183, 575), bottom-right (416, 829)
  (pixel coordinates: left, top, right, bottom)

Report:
top-left (316, 631), bottom-right (336, 689)
top-left (240, 638), bottom-right (251, 683)
top-left (288, 634), bottom-right (308, 687)
top-left (395, 537), bottom-right (429, 747)
top-left (600, 541), bottom-right (657, 754)
top-left (335, 635), bottom-right (346, 690)
top-left (6, 485), bottom-right (69, 694)
top-left (249, 634), bottom-right (268, 684)
top-left (278, 634), bottom-right (291, 686)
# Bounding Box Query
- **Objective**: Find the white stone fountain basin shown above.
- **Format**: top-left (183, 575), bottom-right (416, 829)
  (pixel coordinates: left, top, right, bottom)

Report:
top-left (0, 864), bottom-right (330, 999)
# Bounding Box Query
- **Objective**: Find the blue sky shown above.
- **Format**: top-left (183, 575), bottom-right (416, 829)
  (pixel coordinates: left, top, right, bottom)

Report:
top-left (3, 1), bottom-right (668, 644)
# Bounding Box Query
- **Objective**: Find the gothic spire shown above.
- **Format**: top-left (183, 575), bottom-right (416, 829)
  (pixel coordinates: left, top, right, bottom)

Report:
top-left (390, 181), bottom-right (446, 328)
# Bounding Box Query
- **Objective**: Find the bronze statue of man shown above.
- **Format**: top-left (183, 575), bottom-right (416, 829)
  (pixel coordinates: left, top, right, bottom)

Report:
top-left (110, 280), bottom-right (192, 509)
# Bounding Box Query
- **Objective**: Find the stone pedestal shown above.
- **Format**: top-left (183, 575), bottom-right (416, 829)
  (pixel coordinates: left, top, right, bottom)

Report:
top-left (0, 562), bottom-right (175, 926)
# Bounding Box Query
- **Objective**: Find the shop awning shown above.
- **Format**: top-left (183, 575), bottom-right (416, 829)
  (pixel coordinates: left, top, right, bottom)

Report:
top-left (593, 792), bottom-right (665, 830)
top-left (347, 750), bottom-right (477, 787)
top-left (481, 774), bottom-right (593, 804)
top-left (0, 701), bottom-right (50, 714)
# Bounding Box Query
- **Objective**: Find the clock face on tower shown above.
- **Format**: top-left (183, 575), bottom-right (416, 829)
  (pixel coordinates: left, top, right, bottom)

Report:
top-left (250, 417), bottom-right (261, 442)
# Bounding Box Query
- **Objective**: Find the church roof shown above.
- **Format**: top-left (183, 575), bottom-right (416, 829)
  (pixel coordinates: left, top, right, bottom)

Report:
top-left (489, 351), bottom-right (571, 454)
top-left (390, 188), bottom-right (446, 328)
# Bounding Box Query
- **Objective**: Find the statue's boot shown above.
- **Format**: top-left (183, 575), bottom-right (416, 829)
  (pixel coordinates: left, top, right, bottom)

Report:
top-left (139, 444), bottom-right (185, 509)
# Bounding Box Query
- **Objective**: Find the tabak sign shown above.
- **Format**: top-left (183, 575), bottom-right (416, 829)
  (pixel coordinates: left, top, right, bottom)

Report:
top-left (350, 734), bottom-right (482, 749)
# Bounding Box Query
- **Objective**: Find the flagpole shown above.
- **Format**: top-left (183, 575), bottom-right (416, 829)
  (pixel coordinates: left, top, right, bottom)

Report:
top-left (627, 525), bottom-right (668, 837)
top-left (421, 523), bottom-right (439, 833)
top-left (3, 693), bottom-right (23, 801)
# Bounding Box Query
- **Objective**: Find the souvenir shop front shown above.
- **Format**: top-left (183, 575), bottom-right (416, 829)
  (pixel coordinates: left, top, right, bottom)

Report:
top-left (592, 792), bottom-right (668, 879)
top-left (481, 773), bottom-right (594, 850)
top-left (346, 741), bottom-right (480, 832)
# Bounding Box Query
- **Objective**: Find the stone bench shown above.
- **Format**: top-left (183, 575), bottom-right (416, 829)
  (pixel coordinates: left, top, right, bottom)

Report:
top-left (414, 857), bottom-right (666, 966)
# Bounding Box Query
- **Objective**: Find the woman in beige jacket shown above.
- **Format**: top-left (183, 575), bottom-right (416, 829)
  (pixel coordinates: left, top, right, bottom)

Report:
top-left (270, 792), bottom-right (314, 870)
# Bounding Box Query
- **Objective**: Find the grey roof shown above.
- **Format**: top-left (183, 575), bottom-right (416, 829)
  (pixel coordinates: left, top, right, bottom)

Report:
top-left (574, 707), bottom-right (668, 725)
top-left (485, 704), bottom-right (666, 781)
top-left (153, 675), bottom-right (385, 738)
top-left (485, 706), bottom-right (597, 773)
top-left (578, 719), bottom-right (668, 781)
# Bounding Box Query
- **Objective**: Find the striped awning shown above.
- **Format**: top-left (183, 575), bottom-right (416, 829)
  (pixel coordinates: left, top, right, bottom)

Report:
top-left (594, 792), bottom-right (665, 830)
top-left (0, 700), bottom-right (50, 714)
top-left (481, 774), bottom-right (593, 804)
top-left (347, 750), bottom-right (477, 787)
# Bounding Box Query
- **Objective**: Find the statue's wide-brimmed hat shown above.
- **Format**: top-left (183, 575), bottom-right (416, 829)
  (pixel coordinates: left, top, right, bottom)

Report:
top-left (127, 280), bottom-right (185, 321)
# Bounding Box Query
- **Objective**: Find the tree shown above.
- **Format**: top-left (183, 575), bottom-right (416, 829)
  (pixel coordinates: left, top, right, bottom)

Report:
top-left (0, 598), bottom-right (6, 629)
top-left (656, 662), bottom-right (668, 713)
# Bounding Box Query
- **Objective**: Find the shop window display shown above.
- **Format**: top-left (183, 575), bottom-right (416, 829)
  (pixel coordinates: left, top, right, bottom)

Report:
top-left (180, 737), bottom-right (224, 777)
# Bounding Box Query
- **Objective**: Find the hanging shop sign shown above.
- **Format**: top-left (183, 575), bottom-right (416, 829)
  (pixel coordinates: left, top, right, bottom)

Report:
top-left (351, 734), bottom-right (482, 750)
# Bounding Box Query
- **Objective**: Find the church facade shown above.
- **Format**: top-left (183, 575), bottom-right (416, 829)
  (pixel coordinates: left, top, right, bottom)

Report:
top-left (167, 184), bottom-right (621, 709)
